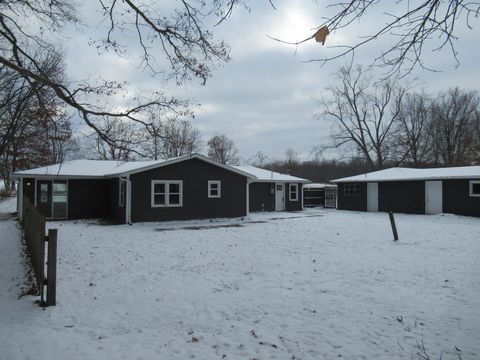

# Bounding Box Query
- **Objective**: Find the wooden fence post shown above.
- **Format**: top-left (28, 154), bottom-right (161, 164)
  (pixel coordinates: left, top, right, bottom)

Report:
top-left (46, 229), bottom-right (57, 306)
top-left (388, 212), bottom-right (399, 241)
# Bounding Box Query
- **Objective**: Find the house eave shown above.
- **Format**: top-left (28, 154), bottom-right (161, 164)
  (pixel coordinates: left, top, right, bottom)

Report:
top-left (11, 154), bottom-right (257, 181)
top-left (11, 174), bottom-right (111, 180)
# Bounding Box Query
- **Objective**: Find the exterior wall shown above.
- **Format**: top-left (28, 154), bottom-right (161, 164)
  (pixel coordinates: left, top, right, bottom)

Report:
top-left (68, 179), bottom-right (112, 220)
top-left (130, 158), bottom-right (247, 222)
top-left (22, 178), bottom-right (35, 204)
top-left (337, 182), bottom-right (367, 211)
top-left (22, 178), bottom-right (124, 222)
top-left (249, 182), bottom-right (275, 212)
top-left (285, 183), bottom-right (303, 211)
top-left (443, 179), bottom-right (480, 217)
top-left (378, 181), bottom-right (425, 214)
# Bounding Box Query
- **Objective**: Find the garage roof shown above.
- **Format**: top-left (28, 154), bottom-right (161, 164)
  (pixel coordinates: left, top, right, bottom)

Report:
top-left (331, 166), bottom-right (480, 183)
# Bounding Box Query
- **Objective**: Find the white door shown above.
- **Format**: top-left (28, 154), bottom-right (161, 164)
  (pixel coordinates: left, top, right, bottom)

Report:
top-left (425, 181), bottom-right (443, 214)
top-left (275, 183), bottom-right (285, 211)
top-left (367, 182), bottom-right (378, 212)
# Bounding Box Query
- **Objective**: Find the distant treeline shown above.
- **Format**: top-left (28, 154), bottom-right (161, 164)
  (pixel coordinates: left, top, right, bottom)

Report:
top-left (263, 159), bottom-right (370, 183)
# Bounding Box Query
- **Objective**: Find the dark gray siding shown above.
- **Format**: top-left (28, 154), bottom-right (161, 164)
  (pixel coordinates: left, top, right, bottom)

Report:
top-left (68, 179), bottom-right (112, 220)
top-left (130, 158), bottom-right (247, 222)
top-left (22, 178), bottom-right (35, 204)
top-left (443, 179), bottom-right (480, 217)
top-left (378, 181), bottom-right (425, 214)
top-left (249, 182), bottom-right (275, 212)
top-left (337, 182), bottom-right (367, 211)
top-left (285, 183), bottom-right (303, 211)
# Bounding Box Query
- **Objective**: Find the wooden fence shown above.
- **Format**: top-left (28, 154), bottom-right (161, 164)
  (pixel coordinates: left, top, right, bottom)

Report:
top-left (22, 197), bottom-right (57, 306)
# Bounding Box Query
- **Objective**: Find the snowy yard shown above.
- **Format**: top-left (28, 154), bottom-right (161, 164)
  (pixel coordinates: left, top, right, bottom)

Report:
top-left (1, 196), bottom-right (479, 360)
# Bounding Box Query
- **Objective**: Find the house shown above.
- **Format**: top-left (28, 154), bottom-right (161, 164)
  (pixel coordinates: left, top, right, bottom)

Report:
top-left (331, 166), bottom-right (480, 217)
top-left (233, 166), bottom-right (309, 212)
top-left (12, 155), bottom-right (309, 223)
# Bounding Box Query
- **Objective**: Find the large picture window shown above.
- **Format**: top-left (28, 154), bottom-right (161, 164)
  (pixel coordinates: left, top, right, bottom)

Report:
top-left (151, 180), bottom-right (183, 207)
top-left (289, 184), bottom-right (299, 201)
top-left (208, 180), bottom-right (221, 198)
top-left (470, 180), bottom-right (480, 197)
top-left (344, 183), bottom-right (361, 196)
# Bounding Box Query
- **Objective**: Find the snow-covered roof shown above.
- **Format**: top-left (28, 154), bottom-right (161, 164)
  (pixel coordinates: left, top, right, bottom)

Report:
top-left (12, 155), bottom-right (255, 179)
top-left (331, 166), bottom-right (480, 183)
top-left (233, 165), bottom-right (310, 183)
top-left (303, 183), bottom-right (337, 189)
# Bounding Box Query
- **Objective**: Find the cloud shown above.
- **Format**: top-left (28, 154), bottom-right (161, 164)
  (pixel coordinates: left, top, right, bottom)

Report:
top-left (58, 1), bottom-right (479, 163)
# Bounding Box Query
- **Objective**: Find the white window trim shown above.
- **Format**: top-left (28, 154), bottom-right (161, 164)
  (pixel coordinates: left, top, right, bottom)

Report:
top-left (470, 180), bottom-right (480, 197)
top-left (208, 180), bottom-right (221, 198)
top-left (119, 179), bottom-right (126, 207)
top-left (151, 180), bottom-right (183, 207)
top-left (289, 183), bottom-right (299, 201)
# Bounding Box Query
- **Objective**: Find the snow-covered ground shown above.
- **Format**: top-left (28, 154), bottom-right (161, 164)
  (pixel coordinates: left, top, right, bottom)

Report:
top-left (1, 196), bottom-right (479, 360)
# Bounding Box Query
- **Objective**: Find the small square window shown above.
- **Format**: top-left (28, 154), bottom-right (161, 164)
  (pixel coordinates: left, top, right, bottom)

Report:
top-left (470, 181), bottom-right (480, 197)
top-left (154, 183), bottom-right (165, 193)
top-left (154, 194), bottom-right (165, 205)
top-left (169, 194), bottom-right (180, 205)
top-left (208, 181), bottom-right (221, 198)
top-left (344, 183), bottom-right (360, 196)
top-left (169, 183), bottom-right (180, 193)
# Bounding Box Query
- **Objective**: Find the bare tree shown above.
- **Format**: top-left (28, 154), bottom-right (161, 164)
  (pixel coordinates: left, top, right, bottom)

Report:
top-left (207, 134), bottom-right (239, 165)
top-left (430, 88), bottom-right (479, 166)
top-left (321, 65), bottom-right (406, 170)
top-left (86, 117), bottom-right (142, 161)
top-left (248, 151), bottom-right (269, 167)
top-left (161, 118), bottom-right (202, 159)
top-left (0, 0), bottom-right (237, 151)
top-left (271, 1), bottom-right (480, 77)
top-left (475, 110), bottom-right (480, 164)
top-left (284, 148), bottom-right (299, 174)
top-left (0, 51), bottom-right (72, 191)
top-left (141, 105), bottom-right (201, 160)
top-left (394, 92), bottom-right (433, 166)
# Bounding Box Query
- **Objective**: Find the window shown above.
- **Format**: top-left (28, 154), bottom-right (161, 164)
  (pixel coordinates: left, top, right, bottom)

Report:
top-left (344, 183), bottom-right (361, 196)
top-left (208, 180), bottom-right (221, 198)
top-left (52, 182), bottom-right (67, 203)
top-left (119, 180), bottom-right (126, 207)
top-left (470, 180), bottom-right (480, 197)
top-left (40, 183), bottom-right (48, 203)
top-left (151, 180), bottom-right (183, 207)
top-left (289, 184), bottom-right (299, 201)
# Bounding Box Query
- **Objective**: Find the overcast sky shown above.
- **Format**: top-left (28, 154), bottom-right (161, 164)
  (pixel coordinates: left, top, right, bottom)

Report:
top-left (63, 1), bottom-right (479, 163)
